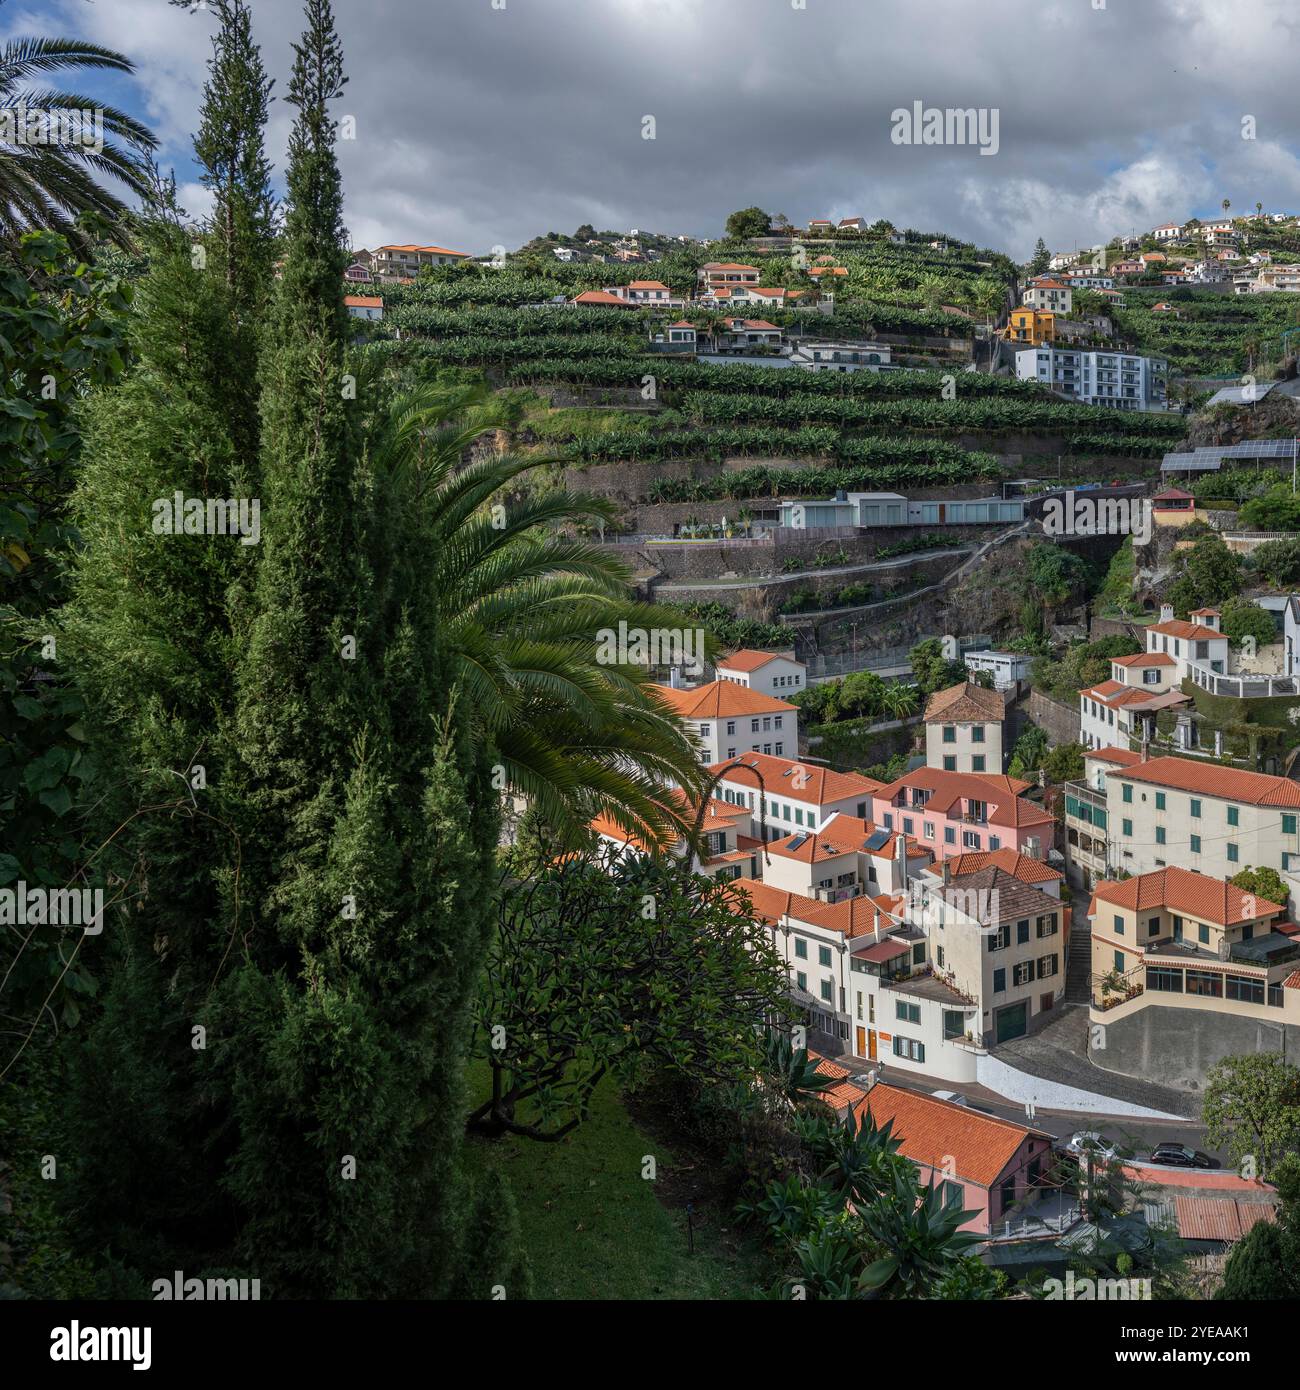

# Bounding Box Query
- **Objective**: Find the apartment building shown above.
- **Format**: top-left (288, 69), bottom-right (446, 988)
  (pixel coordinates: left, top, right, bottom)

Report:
top-left (851, 1086), bottom-right (1056, 1237)
top-left (1062, 746), bottom-right (1145, 890)
top-left (1078, 651), bottom-right (1186, 750)
top-left (1022, 278), bottom-right (1073, 314)
top-left (711, 753), bottom-right (885, 841)
top-left (1088, 868), bottom-right (1300, 1071)
top-left (1150, 223), bottom-right (1184, 242)
top-left (1015, 345), bottom-right (1168, 411)
top-left (371, 243), bottom-right (470, 279)
top-left (590, 791), bottom-right (763, 882)
top-left (696, 261), bottom-right (761, 289)
top-left (761, 816), bottom-right (932, 901)
top-left (652, 681), bottom-right (797, 765)
top-left (1145, 604), bottom-right (1229, 679)
top-left (870, 767), bottom-right (1056, 862)
top-left (1006, 307), bottom-right (1055, 346)
top-left (604, 280), bottom-right (680, 306)
top-left (924, 681), bottom-right (1007, 774)
top-left (1090, 754), bottom-right (1300, 904)
top-left (715, 649), bottom-right (806, 697)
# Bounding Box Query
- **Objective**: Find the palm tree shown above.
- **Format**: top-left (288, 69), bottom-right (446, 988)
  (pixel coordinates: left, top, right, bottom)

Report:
top-left (0, 24), bottom-right (156, 254)
top-left (880, 681), bottom-right (919, 721)
top-left (1222, 198), bottom-right (1232, 219)
top-left (383, 382), bottom-right (710, 849)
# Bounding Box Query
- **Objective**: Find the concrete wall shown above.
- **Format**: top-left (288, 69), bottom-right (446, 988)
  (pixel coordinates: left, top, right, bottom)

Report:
top-left (1093, 1005), bottom-right (1300, 1092)
top-left (1027, 690), bottom-right (1081, 748)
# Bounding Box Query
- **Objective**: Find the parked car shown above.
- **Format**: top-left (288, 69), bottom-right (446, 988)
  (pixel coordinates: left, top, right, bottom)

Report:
top-left (1149, 1143), bottom-right (1214, 1169)
top-left (1064, 1131), bottom-right (1120, 1163)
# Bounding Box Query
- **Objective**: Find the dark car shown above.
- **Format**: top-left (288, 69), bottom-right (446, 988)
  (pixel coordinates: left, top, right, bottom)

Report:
top-left (1150, 1143), bottom-right (1214, 1169)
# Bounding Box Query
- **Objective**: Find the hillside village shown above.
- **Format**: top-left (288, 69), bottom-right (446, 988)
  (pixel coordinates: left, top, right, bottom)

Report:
top-left (336, 202), bottom-right (1300, 1282)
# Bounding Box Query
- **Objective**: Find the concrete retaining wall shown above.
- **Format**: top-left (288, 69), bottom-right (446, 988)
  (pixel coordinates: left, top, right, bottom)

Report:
top-left (1027, 690), bottom-right (1082, 748)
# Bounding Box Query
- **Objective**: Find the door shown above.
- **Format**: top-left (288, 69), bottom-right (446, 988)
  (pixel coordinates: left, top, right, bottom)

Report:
top-left (856, 1027), bottom-right (866, 1057)
top-left (995, 1002), bottom-right (1028, 1043)
top-left (867, 1030), bottom-right (878, 1061)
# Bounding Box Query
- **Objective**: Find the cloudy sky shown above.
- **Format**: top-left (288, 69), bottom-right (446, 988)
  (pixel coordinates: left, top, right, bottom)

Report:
top-left (13, 0), bottom-right (1300, 259)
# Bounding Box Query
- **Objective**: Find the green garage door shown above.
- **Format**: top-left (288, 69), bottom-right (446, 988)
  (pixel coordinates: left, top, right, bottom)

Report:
top-left (996, 1002), bottom-right (1028, 1043)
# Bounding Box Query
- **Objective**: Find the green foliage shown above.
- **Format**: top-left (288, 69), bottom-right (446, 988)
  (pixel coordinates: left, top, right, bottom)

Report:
top-left (909, 638), bottom-right (967, 696)
top-left (1167, 534), bottom-right (1241, 616)
top-left (470, 848), bottom-right (791, 1142)
top-left (1007, 724), bottom-right (1048, 779)
top-left (1023, 542), bottom-right (1089, 610)
top-left (1228, 865), bottom-right (1290, 909)
top-left (1202, 1054), bottom-right (1300, 1179)
top-left (1033, 635), bottom-right (1141, 702)
top-left (1250, 537), bottom-right (1300, 588)
top-left (1041, 741), bottom-right (1085, 784)
top-left (1219, 596), bottom-right (1275, 650)
top-left (725, 206), bottom-right (771, 239)
top-left (1216, 1155), bottom-right (1300, 1299)
top-left (1238, 487), bottom-right (1300, 532)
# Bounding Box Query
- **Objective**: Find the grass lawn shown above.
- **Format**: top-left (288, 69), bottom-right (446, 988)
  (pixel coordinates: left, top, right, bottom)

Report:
top-left (462, 1066), bottom-right (767, 1300)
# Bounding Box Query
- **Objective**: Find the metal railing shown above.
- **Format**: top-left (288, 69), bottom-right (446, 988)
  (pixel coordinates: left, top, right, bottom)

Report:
top-left (1188, 661), bottom-right (1300, 700)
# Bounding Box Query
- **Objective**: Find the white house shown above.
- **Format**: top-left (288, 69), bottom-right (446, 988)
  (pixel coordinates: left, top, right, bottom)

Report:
top-left (924, 682), bottom-right (1008, 775)
top-left (1150, 223), bottom-right (1184, 242)
top-left (761, 816), bottom-right (932, 901)
top-left (344, 294), bottom-right (383, 322)
top-left (1145, 604), bottom-right (1230, 680)
top-left (1022, 278), bottom-right (1073, 314)
top-left (963, 650), bottom-right (1032, 691)
top-left (715, 649), bottom-right (807, 698)
top-left (789, 341), bottom-right (892, 373)
top-left (710, 753), bottom-right (886, 842)
top-left (652, 681), bottom-right (798, 766)
top-left (1078, 650), bottom-right (1186, 751)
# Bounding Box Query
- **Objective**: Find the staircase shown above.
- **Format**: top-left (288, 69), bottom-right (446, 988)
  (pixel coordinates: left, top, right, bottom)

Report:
top-left (1065, 912), bottom-right (1093, 1004)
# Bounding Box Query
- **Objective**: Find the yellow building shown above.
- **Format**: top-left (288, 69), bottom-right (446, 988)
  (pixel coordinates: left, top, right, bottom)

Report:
top-left (1006, 307), bottom-right (1055, 346)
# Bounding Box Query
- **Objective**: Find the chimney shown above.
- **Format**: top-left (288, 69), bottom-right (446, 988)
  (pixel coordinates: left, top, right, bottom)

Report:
top-left (1159, 603), bottom-right (1174, 623)
top-left (873, 907), bottom-right (882, 942)
top-left (895, 833), bottom-right (908, 887)
top-left (1141, 737), bottom-right (1150, 763)
top-left (941, 857), bottom-right (951, 886)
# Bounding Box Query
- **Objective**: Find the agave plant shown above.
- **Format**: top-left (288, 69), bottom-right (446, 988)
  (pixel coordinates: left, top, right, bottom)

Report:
top-left (0, 23), bottom-right (156, 254)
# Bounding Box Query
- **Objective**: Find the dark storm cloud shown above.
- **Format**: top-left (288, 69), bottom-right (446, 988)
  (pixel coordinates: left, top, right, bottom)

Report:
top-left (24, 0), bottom-right (1300, 257)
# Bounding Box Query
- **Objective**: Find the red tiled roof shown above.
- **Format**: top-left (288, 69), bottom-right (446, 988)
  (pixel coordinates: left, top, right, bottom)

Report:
top-left (873, 767), bottom-right (1052, 830)
top-left (853, 936), bottom-right (911, 963)
top-left (1108, 756), bottom-right (1300, 807)
top-left (1085, 745), bottom-right (1145, 767)
top-left (1174, 1197), bottom-right (1276, 1243)
top-left (945, 848), bottom-right (1063, 886)
top-left (924, 681), bottom-right (1005, 724)
top-left (717, 648), bottom-right (790, 673)
top-left (1089, 867), bottom-right (1285, 927)
top-left (573, 290), bottom-right (633, 306)
top-left (625, 280), bottom-right (669, 289)
top-left (1112, 652), bottom-right (1176, 668)
top-left (712, 754), bottom-right (884, 808)
top-left (803, 894), bottom-right (906, 940)
top-left (1153, 488), bottom-right (1194, 502)
top-left (723, 878), bottom-right (823, 927)
top-left (653, 681), bottom-right (796, 719)
top-left (344, 295), bottom-right (383, 308)
top-left (852, 1084), bottom-right (1047, 1188)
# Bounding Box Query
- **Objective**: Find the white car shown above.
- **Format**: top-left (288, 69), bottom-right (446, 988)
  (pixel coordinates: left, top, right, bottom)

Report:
top-left (1065, 1131), bottom-right (1120, 1162)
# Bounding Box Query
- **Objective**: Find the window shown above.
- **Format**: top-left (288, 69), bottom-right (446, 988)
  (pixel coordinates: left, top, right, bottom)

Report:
top-left (943, 1010), bottom-right (964, 1040)
top-left (1113, 950), bottom-right (1125, 972)
top-left (818, 945), bottom-right (832, 968)
top-left (892, 1036), bottom-right (925, 1063)
top-left (699, 724), bottom-right (710, 738)
top-left (1122, 818), bottom-right (1132, 837)
top-left (1013, 960), bottom-right (1034, 986)
top-left (1227, 843), bottom-right (1239, 863)
top-left (943, 726), bottom-right (956, 743)
top-left (972, 756), bottom-right (986, 773)
top-left (775, 743), bottom-right (783, 756)
top-left (962, 831), bottom-right (980, 849)
top-left (1148, 966), bottom-right (1182, 993)
top-left (1147, 916), bottom-right (1160, 937)
top-left (1285, 815), bottom-right (1298, 836)
top-left (924, 821), bottom-right (936, 840)
top-left (944, 827), bottom-right (956, 845)
top-left (1155, 792), bottom-right (1166, 811)
top-left (796, 971), bottom-right (807, 991)
top-left (1037, 955), bottom-right (1058, 979)
top-left (883, 813), bottom-right (894, 830)
top-left (1155, 826), bottom-right (1166, 846)
top-left (972, 726), bottom-right (985, 743)
top-left (988, 836), bottom-right (1001, 851)
top-left (774, 716), bottom-right (783, 730)
top-left (1226, 975), bottom-right (1265, 1006)
top-left (1198, 923), bottom-right (1210, 945)
top-left (903, 817), bottom-right (914, 835)
top-left (993, 967), bottom-right (1006, 994)
top-left (856, 802), bottom-right (867, 818)
top-left (1037, 914), bottom-right (1057, 938)
top-left (820, 979), bottom-right (833, 1003)
top-left (1227, 806), bottom-right (1239, 827)
top-left (751, 719), bottom-right (759, 733)
top-left (1186, 969), bottom-right (1223, 998)
top-left (726, 721), bottom-right (735, 736)
top-left (1190, 798), bottom-right (1201, 819)
top-left (1190, 834), bottom-right (1201, 854)
top-left (943, 756), bottom-right (956, 772)
top-left (1122, 784), bottom-right (1133, 803)
top-left (1113, 914), bottom-right (1124, 935)
top-left (794, 938), bottom-right (807, 959)
top-left (1017, 919), bottom-right (1030, 944)
top-left (895, 1000), bottom-right (920, 1024)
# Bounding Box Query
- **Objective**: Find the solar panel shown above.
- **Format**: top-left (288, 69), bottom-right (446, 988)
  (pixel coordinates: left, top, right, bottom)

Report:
top-left (863, 829), bottom-right (890, 851)
top-left (787, 833), bottom-right (808, 851)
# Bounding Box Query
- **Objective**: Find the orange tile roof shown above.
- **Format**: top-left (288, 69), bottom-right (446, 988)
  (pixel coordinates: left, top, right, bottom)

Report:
top-left (801, 894), bottom-right (906, 939)
top-left (573, 290), bottom-right (634, 306)
top-left (1174, 1197), bottom-right (1276, 1243)
top-left (1085, 746), bottom-right (1144, 767)
top-left (945, 847), bottom-right (1063, 886)
top-left (702, 262), bottom-right (759, 271)
top-left (1107, 756), bottom-right (1300, 807)
top-left (379, 243), bottom-right (468, 256)
top-left (652, 680), bottom-right (796, 719)
top-left (852, 1084), bottom-right (1047, 1188)
top-left (767, 813), bottom-right (927, 863)
top-left (344, 295), bottom-right (383, 307)
top-left (924, 681), bottom-right (1005, 724)
top-left (625, 280), bottom-right (669, 289)
top-left (1112, 652), bottom-right (1176, 667)
top-left (726, 318), bottom-right (780, 330)
top-left (1080, 681), bottom-right (1169, 709)
top-left (874, 767), bottom-right (1052, 830)
top-left (724, 878), bottom-right (823, 926)
top-left (1088, 867), bottom-right (1285, 927)
top-left (717, 648), bottom-right (790, 673)
top-left (711, 754), bottom-right (884, 808)
top-left (1149, 618), bottom-right (1223, 641)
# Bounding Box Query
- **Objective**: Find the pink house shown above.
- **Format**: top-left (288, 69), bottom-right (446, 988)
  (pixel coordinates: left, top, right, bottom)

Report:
top-left (870, 767), bottom-right (1055, 862)
top-left (851, 1084), bottom-right (1056, 1235)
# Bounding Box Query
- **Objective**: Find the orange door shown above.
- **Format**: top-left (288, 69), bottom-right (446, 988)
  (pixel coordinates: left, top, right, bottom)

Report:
top-left (855, 1027), bottom-right (866, 1057)
top-left (868, 1031), bottom-right (878, 1061)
